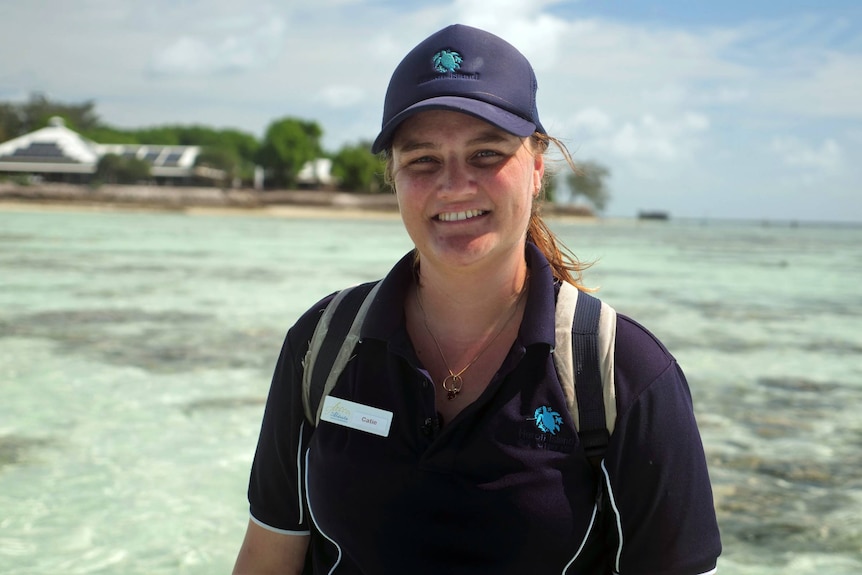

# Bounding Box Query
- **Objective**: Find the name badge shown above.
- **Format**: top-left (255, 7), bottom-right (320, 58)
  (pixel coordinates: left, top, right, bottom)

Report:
top-left (319, 396), bottom-right (393, 437)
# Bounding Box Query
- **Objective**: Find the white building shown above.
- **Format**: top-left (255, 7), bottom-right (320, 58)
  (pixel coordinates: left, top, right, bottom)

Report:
top-left (0, 117), bottom-right (206, 183)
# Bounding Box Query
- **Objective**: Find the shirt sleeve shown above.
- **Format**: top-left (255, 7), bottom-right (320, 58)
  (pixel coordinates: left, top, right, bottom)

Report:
top-left (602, 318), bottom-right (722, 574)
top-left (246, 300), bottom-right (330, 534)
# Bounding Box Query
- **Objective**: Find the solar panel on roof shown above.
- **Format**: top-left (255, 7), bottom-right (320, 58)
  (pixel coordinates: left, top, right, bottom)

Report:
top-left (162, 152), bottom-right (183, 166)
top-left (11, 143), bottom-right (66, 158)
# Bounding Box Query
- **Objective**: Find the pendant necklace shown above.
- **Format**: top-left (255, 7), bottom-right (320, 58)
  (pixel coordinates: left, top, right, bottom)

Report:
top-left (416, 278), bottom-right (527, 400)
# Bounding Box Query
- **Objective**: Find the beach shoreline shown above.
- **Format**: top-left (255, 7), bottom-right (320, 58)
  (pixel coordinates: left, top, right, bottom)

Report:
top-left (0, 182), bottom-right (596, 221)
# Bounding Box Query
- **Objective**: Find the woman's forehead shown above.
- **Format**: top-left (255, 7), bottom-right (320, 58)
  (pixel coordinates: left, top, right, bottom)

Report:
top-left (392, 110), bottom-right (520, 148)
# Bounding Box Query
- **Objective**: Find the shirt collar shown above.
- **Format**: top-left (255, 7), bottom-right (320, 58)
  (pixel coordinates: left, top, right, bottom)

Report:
top-left (360, 243), bottom-right (557, 349)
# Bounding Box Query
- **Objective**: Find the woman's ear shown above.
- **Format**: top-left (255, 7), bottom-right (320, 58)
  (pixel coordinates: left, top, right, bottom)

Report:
top-left (533, 153), bottom-right (545, 198)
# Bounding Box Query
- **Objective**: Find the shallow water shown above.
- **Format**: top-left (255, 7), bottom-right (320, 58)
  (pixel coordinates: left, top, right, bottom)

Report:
top-left (1, 208), bottom-right (860, 573)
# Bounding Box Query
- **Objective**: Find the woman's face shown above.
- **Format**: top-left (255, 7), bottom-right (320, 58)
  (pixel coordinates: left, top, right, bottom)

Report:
top-left (390, 110), bottom-right (543, 273)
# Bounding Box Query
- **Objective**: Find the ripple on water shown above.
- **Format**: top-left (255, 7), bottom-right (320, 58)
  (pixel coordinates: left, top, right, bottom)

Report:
top-left (0, 308), bottom-right (282, 373)
top-left (0, 435), bottom-right (54, 469)
top-left (707, 373), bottom-right (862, 564)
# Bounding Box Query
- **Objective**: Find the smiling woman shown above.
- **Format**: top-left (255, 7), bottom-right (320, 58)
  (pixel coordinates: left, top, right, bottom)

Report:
top-left (233, 24), bottom-right (721, 575)
top-left (389, 111), bottom-right (541, 275)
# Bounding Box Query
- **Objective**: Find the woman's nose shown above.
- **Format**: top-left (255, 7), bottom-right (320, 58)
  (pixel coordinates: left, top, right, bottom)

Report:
top-left (439, 159), bottom-right (473, 197)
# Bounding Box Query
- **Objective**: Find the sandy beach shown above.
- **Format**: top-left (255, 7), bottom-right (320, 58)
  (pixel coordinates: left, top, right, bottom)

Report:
top-left (0, 182), bottom-right (399, 219)
top-left (0, 182), bottom-right (595, 220)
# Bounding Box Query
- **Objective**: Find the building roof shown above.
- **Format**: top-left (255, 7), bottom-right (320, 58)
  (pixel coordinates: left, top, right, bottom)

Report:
top-left (0, 117), bottom-right (201, 177)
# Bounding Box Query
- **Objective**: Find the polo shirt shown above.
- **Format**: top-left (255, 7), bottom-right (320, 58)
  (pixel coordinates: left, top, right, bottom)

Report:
top-left (247, 243), bottom-right (722, 574)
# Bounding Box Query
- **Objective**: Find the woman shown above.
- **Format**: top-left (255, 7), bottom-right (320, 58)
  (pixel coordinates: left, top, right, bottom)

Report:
top-left (234, 24), bottom-right (721, 575)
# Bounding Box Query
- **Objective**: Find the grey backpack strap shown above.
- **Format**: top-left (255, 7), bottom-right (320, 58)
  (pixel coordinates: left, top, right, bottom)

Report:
top-left (302, 281), bottom-right (382, 425)
top-left (554, 282), bottom-right (617, 465)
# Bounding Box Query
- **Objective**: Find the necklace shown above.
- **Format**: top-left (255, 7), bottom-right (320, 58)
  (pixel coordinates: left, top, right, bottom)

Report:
top-left (416, 278), bottom-right (528, 400)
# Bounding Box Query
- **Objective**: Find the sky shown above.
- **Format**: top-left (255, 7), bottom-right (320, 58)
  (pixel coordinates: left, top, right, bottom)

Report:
top-left (1, 0), bottom-right (861, 222)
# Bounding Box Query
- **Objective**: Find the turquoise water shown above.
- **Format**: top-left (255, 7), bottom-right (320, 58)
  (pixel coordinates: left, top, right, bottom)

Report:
top-left (1, 207), bottom-right (860, 573)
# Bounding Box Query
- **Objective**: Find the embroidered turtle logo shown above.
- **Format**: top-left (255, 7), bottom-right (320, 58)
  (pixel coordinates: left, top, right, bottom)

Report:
top-left (433, 49), bottom-right (463, 73)
top-left (530, 406), bottom-right (564, 435)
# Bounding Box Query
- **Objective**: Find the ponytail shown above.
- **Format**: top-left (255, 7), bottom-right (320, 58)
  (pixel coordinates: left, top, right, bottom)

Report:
top-left (528, 134), bottom-right (593, 290)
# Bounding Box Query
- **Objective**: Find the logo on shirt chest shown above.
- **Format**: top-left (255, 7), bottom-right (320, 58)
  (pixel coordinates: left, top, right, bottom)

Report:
top-left (519, 405), bottom-right (575, 452)
top-left (528, 406), bottom-right (563, 434)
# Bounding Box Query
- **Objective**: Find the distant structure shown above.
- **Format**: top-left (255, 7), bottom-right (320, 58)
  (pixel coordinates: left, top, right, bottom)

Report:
top-left (637, 210), bottom-right (670, 221)
top-left (0, 117), bottom-right (213, 185)
top-left (296, 158), bottom-right (335, 188)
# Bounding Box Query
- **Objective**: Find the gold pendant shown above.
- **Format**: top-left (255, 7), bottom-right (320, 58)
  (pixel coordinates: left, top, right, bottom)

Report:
top-left (442, 373), bottom-right (463, 400)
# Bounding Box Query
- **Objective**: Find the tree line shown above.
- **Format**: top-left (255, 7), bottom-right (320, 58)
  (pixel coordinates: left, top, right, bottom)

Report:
top-left (0, 93), bottom-right (386, 193)
top-left (1, 93), bottom-right (610, 210)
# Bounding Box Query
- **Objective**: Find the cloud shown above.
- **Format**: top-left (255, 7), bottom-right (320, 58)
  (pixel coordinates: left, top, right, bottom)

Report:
top-left (571, 108), bottom-right (613, 135)
top-left (149, 17), bottom-right (285, 76)
top-left (319, 85), bottom-right (366, 109)
top-left (771, 136), bottom-right (844, 172)
top-left (1, 0), bottom-right (860, 221)
top-left (452, 0), bottom-right (569, 70)
top-left (571, 110), bottom-right (711, 162)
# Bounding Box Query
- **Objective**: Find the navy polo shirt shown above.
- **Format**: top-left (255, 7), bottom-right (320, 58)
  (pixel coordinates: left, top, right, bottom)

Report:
top-left (248, 243), bottom-right (721, 575)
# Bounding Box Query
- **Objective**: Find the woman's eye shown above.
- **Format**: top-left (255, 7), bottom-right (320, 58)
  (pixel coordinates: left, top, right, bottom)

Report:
top-left (401, 155), bottom-right (438, 172)
top-left (472, 149), bottom-right (506, 164)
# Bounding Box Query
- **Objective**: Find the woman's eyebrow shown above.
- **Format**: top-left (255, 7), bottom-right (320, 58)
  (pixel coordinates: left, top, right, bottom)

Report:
top-left (467, 132), bottom-right (513, 146)
top-left (396, 132), bottom-right (515, 153)
top-left (395, 140), bottom-right (438, 154)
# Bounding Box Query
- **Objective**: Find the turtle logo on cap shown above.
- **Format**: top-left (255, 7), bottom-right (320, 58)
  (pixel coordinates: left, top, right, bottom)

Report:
top-left (432, 49), bottom-right (462, 74)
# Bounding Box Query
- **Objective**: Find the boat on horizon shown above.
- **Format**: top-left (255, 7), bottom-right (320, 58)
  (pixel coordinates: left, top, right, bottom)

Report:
top-left (638, 210), bottom-right (670, 221)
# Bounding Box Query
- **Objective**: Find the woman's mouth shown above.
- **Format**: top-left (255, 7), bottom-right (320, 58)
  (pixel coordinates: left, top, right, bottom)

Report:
top-left (435, 209), bottom-right (488, 222)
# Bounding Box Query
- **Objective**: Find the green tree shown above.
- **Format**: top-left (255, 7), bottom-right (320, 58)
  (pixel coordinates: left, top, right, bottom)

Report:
top-left (566, 160), bottom-right (611, 212)
top-left (94, 153), bottom-right (151, 185)
top-left (0, 93), bottom-right (101, 140)
top-left (0, 102), bottom-right (24, 142)
top-left (197, 128), bottom-right (259, 183)
top-left (542, 173), bottom-right (559, 203)
top-left (80, 123), bottom-right (261, 185)
top-left (22, 92), bottom-right (100, 133)
top-left (195, 147), bottom-right (239, 185)
top-left (331, 142), bottom-right (388, 193)
top-left (256, 117), bottom-right (323, 189)
top-left (81, 126), bottom-right (140, 144)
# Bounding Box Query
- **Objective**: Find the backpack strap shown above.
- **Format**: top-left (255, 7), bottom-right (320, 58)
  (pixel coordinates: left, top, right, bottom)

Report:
top-left (554, 282), bottom-right (617, 470)
top-left (301, 281), bottom-right (382, 425)
top-left (302, 279), bottom-right (618, 468)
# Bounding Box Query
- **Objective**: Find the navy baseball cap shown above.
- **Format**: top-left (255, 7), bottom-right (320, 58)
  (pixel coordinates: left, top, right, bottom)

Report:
top-left (371, 24), bottom-right (546, 153)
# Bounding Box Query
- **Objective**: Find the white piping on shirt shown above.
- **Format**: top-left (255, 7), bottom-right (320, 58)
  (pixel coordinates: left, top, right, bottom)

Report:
top-left (297, 421), bottom-right (306, 526)
top-left (248, 513), bottom-right (310, 536)
top-left (600, 459), bottom-right (720, 575)
top-left (305, 449), bottom-right (343, 575)
top-left (560, 502), bottom-right (599, 574)
top-left (601, 459), bottom-right (625, 572)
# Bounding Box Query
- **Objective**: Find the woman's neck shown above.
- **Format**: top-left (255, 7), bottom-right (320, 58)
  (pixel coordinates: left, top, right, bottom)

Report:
top-left (412, 254), bottom-right (529, 343)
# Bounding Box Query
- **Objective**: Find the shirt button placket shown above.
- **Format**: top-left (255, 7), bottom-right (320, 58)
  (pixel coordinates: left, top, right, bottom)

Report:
top-left (418, 373), bottom-right (436, 438)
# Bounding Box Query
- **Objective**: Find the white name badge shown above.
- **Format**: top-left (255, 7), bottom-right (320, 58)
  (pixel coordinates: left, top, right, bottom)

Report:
top-left (319, 396), bottom-right (393, 438)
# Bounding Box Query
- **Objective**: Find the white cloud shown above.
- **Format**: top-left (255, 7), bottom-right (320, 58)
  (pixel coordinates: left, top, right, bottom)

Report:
top-left (452, 0), bottom-right (569, 70)
top-left (149, 17), bottom-right (285, 76)
top-left (319, 85), bottom-right (366, 109)
top-left (571, 108), bottom-right (613, 135)
top-left (771, 136), bottom-right (844, 172)
top-left (577, 111), bottom-right (711, 162)
top-left (707, 86), bottom-right (750, 105)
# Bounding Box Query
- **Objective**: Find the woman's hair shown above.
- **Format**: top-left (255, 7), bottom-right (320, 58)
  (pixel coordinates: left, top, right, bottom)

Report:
top-left (382, 131), bottom-right (592, 290)
top-left (528, 133), bottom-right (593, 289)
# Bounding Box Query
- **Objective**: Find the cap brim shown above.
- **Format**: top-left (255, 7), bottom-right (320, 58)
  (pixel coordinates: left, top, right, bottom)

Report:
top-left (371, 96), bottom-right (539, 153)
